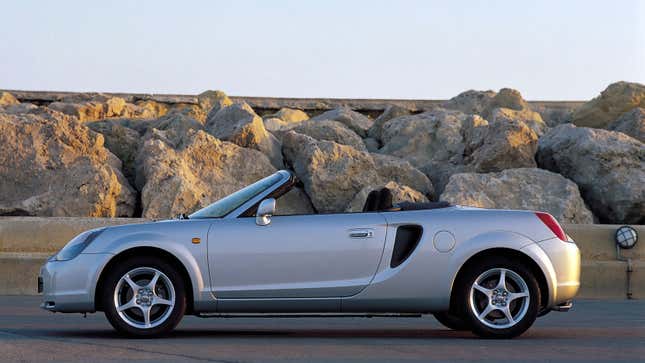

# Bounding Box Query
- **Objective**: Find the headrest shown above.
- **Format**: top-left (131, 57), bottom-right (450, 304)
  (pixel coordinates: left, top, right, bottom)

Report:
top-left (363, 187), bottom-right (393, 212)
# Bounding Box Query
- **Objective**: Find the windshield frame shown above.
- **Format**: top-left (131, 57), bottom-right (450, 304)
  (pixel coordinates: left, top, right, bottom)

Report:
top-left (188, 170), bottom-right (293, 219)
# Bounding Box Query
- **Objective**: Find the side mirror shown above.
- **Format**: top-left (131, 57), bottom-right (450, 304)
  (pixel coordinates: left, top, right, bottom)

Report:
top-left (256, 198), bottom-right (276, 226)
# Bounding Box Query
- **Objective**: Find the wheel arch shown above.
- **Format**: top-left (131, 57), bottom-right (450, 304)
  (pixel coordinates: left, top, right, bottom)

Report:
top-left (94, 246), bottom-right (196, 314)
top-left (449, 247), bottom-right (550, 312)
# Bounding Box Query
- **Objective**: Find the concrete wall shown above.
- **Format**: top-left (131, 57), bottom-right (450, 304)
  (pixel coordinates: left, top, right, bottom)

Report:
top-left (563, 224), bottom-right (643, 299)
top-left (0, 217), bottom-right (144, 253)
top-left (0, 217), bottom-right (642, 299)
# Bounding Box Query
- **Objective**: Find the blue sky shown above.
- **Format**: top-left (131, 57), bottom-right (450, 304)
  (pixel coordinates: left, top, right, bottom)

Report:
top-left (1, 0), bottom-right (643, 100)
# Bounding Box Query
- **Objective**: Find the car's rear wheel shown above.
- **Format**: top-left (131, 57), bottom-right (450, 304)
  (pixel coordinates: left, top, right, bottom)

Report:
top-left (456, 257), bottom-right (540, 339)
top-left (433, 311), bottom-right (470, 331)
top-left (101, 256), bottom-right (186, 337)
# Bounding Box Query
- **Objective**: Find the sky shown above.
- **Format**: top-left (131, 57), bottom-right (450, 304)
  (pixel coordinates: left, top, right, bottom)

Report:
top-left (1, 0), bottom-right (644, 100)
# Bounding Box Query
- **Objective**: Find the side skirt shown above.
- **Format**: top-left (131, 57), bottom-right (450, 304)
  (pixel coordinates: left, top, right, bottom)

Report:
top-left (196, 313), bottom-right (423, 318)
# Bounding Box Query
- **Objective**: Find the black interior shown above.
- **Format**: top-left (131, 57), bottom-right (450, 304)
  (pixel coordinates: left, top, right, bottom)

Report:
top-left (243, 179), bottom-right (452, 217)
top-left (362, 188), bottom-right (394, 212)
top-left (362, 187), bottom-right (451, 212)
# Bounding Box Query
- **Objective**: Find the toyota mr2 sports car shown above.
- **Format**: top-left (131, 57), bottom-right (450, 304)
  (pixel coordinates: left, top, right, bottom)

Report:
top-left (39, 170), bottom-right (580, 338)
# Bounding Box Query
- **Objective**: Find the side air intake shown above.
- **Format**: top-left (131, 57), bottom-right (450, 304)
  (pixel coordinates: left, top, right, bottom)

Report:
top-left (390, 225), bottom-right (423, 268)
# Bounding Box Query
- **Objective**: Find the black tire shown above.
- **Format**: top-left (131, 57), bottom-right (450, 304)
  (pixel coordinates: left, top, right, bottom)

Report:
top-left (101, 256), bottom-right (187, 337)
top-left (455, 256), bottom-right (540, 339)
top-left (433, 311), bottom-right (471, 331)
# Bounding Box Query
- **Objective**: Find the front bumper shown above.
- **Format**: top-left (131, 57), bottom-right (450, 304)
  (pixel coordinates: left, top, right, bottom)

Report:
top-left (39, 253), bottom-right (113, 313)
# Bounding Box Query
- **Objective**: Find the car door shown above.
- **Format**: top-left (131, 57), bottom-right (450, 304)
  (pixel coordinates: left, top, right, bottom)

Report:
top-left (207, 212), bottom-right (388, 301)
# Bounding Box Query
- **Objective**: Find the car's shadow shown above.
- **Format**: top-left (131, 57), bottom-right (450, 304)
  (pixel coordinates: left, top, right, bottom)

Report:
top-left (35, 328), bottom-right (475, 340)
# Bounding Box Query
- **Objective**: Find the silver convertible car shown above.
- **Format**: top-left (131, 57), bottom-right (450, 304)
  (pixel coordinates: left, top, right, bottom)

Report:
top-left (39, 170), bottom-right (580, 338)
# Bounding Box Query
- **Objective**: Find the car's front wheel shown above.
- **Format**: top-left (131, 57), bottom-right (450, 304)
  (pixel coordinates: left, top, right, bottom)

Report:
top-left (101, 256), bottom-right (186, 337)
top-left (457, 257), bottom-right (540, 339)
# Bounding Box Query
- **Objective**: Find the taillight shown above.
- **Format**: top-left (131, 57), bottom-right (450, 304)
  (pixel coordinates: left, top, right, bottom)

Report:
top-left (535, 212), bottom-right (567, 241)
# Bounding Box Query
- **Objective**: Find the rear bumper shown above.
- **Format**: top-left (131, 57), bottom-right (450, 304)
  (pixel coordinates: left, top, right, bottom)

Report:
top-left (538, 238), bottom-right (581, 305)
top-left (39, 253), bottom-right (113, 313)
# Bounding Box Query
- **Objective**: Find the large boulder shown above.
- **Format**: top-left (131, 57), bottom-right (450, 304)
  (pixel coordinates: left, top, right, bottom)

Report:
top-left (104, 97), bottom-right (127, 117)
top-left (368, 105), bottom-right (410, 142)
top-left (0, 92), bottom-right (19, 106)
top-left (442, 90), bottom-right (497, 116)
top-left (363, 137), bottom-right (380, 152)
top-left (264, 108), bottom-right (309, 133)
top-left (466, 118), bottom-right (538, 173)
top-left (379, 109), bottom-right (468, 168)
top-left (48, 101), bottom-right (105, 122)
top-left (263, 108), bottom-right (310, 133)
top-left (136, 100), bottom-right (169, 118)
top-left (291, 119), bottom-right (367, 152)
top-left (440, 168), bottom-right (594, 224)
top-left (488, 107), bottom-right (547, 135)
top-left (164, 103), bottom-right (206, 123)
top-left (205, 102), bottom-right (282, 168)
top-left (121, 101), bottom-right (158, 120)
top-left (87, 112), bottom-right (206, 190)
top-left (198, 90), bottom-right (232, 117)
top-left (537, 124), bottom-right (644, 224)
top-left (269, 108), bottom-right (309, 123)
top-left (2, 103), bottom-right (54, 116)
top-left (379, 108), bottom-right (541, 193)
top-left (87, 121), bottom-right (141, 186)
top-left (2, 102), bottom-right (38, 114)
top-left (443, 88), bottom-right (533, 119)
top-left (0, 109), bottom-right (136, 217)
top-left (379, 109), bottom-right (479, 192)
top-left (571, 81), bottom-right (645, 128)
top-left (461, 114), bottom-right (490, 155)
top-left (607, 107), bottom-right (645, 143)
top-left (310, 107), bottom-right (373, 137)
top-left (370, 153), bottom-right (434, 198)
top-left (488, 88), bottom-right (529, 113)
top-left (48, 97), bottom-right (156, 122)
top-left (263, 117), bottom-right (291, 133)
top-left (143, 112), bottom-right (204, 146)
top-left (275, 187), bottom-right (315, 215)
top-left (346, 181), bottom-right (429, 213)
top-left (282, 131), bottom-right (381, 213)
top-left (136, 129), bottom-right (277, 218)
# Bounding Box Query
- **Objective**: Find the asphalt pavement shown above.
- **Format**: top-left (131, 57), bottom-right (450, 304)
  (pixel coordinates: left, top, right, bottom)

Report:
top-left (0, 296), bottom-right (644, 363)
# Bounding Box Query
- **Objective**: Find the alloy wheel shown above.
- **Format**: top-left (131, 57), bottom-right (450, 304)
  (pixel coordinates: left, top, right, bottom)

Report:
top-left (113, 267), bottom-right (176, 329)
top-left (468, 268), bottom-right (530, 329)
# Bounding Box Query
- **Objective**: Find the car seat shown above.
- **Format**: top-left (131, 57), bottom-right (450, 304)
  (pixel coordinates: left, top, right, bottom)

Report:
top-left (362, 187), bottom-right (394, 212)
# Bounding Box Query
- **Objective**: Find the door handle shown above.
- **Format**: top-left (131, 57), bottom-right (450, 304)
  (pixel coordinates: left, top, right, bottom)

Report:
top-left (349, 229), bottom-right (374, 238)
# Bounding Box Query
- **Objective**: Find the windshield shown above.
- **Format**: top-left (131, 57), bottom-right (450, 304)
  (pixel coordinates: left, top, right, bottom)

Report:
top-left (189, 172), bottom-right (285, 219)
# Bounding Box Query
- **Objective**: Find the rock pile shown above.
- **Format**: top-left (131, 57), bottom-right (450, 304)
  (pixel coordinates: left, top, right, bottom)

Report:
top-left (1, 81), bottom-right (643, 224)
top-left (137, 129), bottom-right (276, 218)
top-left (441, 168), bottom-right (593, 224)
top-left (0, 108), bottom-right (135, 217)
top-left (537, 125), bottom-right (644, 224)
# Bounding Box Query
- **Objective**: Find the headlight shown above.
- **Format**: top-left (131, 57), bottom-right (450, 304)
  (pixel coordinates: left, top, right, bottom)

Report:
top-left (54, 228), bottom-right (105, 261)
